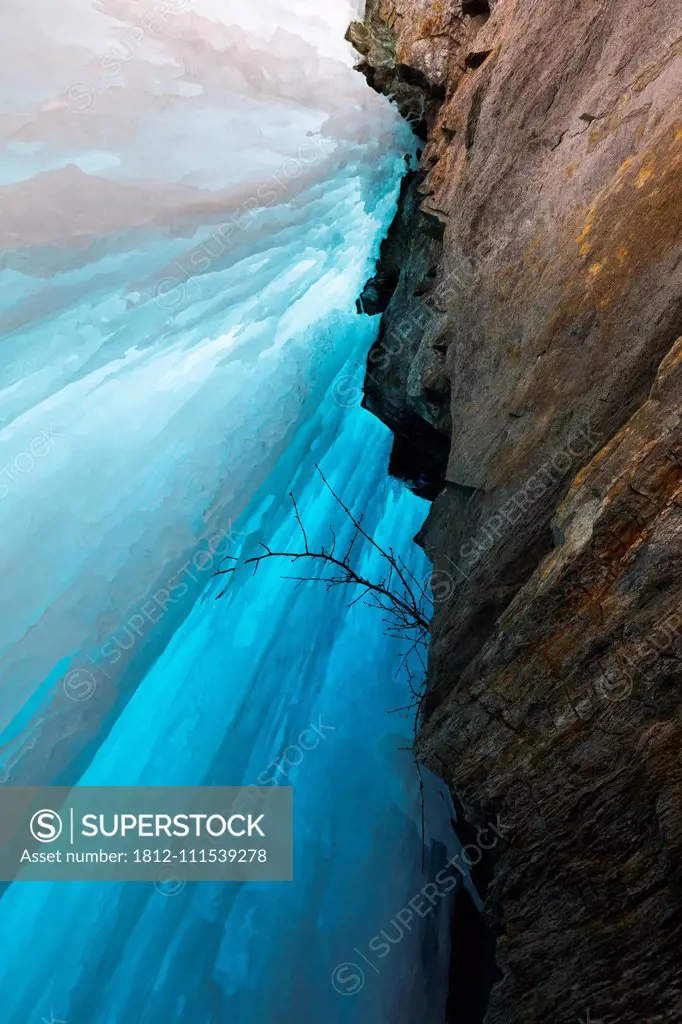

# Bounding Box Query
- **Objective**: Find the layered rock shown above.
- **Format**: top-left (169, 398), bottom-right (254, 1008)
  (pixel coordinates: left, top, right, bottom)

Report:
top-left (421, 339), bottom-right (682, 1023)
top-left (349, 0), bottom-right (682, 1020)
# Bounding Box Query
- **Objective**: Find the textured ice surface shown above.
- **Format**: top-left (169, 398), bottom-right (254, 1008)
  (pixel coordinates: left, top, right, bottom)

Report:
top-left (0, 2), bottom-right (455, 1021)
top-left (0, 0), bottom-right (413, 775)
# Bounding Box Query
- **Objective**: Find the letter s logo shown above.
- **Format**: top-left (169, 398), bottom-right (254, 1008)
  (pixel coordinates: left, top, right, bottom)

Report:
top-left (30, 809), bottom-right (63, 843)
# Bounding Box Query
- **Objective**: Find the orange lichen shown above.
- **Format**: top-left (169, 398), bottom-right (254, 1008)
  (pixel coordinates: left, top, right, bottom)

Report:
top-left (636, 163), bottom-right (655, 188)
top-left (544, 126), bottom-right (682, 348)
top-left (577, 223), bottom-right (592, 245)
top-left (616, 156), bottom-right (635, 177)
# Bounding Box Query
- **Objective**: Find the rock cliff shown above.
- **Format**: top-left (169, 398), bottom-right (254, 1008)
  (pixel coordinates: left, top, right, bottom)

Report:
top-left (348, 1), bottom-right (682, 1020)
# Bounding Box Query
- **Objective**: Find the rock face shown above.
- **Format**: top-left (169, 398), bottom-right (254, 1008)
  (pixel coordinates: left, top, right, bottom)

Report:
top-left (349, 0), bottom-right (682, 1020)
top-left (361, 169), bottom-right (452, 498)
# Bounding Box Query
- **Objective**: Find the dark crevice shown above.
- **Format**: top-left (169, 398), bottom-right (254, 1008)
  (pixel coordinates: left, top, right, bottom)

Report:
top-left (396, 62), bottom-right (445, 97)
top-left (356, 171), bottom-right (418, 316)
top-left (394, 64), bottom-right (447, 140)
top-left (446, 886), bottom-right (502, 1024)
top-left (356, 164), bottom-right (450, 499)
top-left (445, 793), bottom-right (504, 1024)
top-left (420, 210), bottom-right (447, 240)
top-left (462, 0), bottom-right (491, 17)
top-left (356, 274), bottom-right (399, 316)
top-left (387, 416), bottom-right (450, 500)
top-left (465, 49), bottom-right (493, 70)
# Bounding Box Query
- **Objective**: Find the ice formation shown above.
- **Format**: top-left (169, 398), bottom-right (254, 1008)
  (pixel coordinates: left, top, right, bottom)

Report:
top-left (0, 2), bottom-right (455, 1021)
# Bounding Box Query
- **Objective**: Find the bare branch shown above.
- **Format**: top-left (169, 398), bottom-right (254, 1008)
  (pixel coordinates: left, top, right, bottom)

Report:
top-left (316, 465), bottom-right (391, 564)
top-left (290, 493), bottom-right (309, 554)
top-left (214, 479), bottom-right (432, 697)
top-left (213, 476), bottom-right (435, 866)
top-left (227, 545), bottom-right (430, 630)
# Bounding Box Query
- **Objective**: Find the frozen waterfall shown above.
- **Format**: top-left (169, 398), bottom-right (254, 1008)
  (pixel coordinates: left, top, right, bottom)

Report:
top-left (0, 1), bottom-right (456, 1021)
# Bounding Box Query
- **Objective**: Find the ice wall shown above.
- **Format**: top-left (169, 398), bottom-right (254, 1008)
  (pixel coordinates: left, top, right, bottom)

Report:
top-left (0, 2), bottom-right (456, 1021)
top-left (0, 0), bottom-right (413, 782)
top-left (0, 354), bottom-right (456, 1024)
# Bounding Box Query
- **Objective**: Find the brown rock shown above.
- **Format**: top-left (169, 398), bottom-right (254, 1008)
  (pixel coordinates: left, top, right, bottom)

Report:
top-left (419, 338), bottom-right (682, 1023)
top-left (351, 0), bottom-right (682, 1018)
